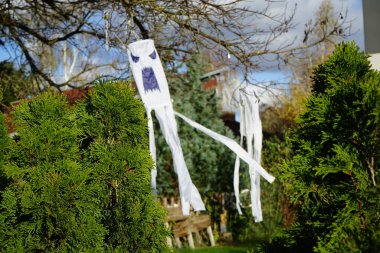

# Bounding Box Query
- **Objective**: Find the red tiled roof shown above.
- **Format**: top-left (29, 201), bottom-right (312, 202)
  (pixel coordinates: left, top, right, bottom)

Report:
top-left (62, 86), bottom-right (92, 105)
top-left (5, 87), bottom-right (92, 133)
top-left (4, 77), bottom-right (219, 133)
top-left (203, 79), bottom-right (218, 90)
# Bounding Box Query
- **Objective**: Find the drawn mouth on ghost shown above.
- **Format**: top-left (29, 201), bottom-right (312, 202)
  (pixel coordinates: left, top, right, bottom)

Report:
top-left (142, 67), bottom-right (160, 92)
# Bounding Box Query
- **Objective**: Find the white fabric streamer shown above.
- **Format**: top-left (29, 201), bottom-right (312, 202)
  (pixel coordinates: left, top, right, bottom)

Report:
top-left (234, 105), bottom-right (244, 215)
top-left (155, 106), bottom-right (205, 214)
top-left (147, 109), bottom-right (157, 195)
top-left (234, 87), bottom-right (264, 222)
top-left (174, 111), bottom-right (274, 184)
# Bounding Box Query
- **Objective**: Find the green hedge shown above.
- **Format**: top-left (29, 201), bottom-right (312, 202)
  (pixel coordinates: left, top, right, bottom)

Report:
top-left (0, 82), bottom-right (169, 252)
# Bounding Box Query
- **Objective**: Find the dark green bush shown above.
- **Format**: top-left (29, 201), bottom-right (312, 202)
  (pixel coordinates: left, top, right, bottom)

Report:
top-left (277, 42), bottom-right (380, 253)
top-left (0, 82), bottom-right (169, 252)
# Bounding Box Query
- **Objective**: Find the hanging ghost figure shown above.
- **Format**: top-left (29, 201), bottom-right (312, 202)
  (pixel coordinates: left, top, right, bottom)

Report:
top-left (234, 86), bottom-right (263, 222)
top-left (127, 39), bottom-right (204, 215)
top-left (127, 39), bottom-right (274, 217)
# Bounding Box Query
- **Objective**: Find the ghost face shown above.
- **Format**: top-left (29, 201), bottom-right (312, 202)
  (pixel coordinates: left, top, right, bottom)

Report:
top-left (128, 39), bottom-right (171, 108)
top-left (131, 50), bottom-right (160, 92)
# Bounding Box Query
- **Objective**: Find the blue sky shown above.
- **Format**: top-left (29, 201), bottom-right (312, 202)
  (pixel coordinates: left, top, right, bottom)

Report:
top-left (253, 0), bottom-right (364, 83)
top-left (0, 0), bottom-right (365, 84)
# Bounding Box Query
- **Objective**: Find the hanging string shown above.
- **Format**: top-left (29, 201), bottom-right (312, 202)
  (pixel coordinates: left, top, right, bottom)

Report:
top-left (127, 12), bottom-right (140, 41)
top-left (104, 11), bottom-right (110, 51)
top-left (103, 8), bottom-right (140, 50)
top-left (112, 12), bottom-right (139, 49)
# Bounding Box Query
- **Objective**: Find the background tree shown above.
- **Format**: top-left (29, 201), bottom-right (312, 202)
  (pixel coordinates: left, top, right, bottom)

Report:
top-left (0, 113), bottom-right (8, 193)
top-left (156, 54), bottom-right (236, 195)
top-left (0, 0), bottom-right (350, 91)
top-left (249, 2), bottom-right (345, 244)
top-left (274, 42), bottom-right (380, 253)
top-left (155, 55), bottom-right (288, 244)
top-left (153, 54), bottom-right (241, 239)
top-left (270, 0), bottom-right (343, 131)
top-left (0, 61), bottom-right (35, 109)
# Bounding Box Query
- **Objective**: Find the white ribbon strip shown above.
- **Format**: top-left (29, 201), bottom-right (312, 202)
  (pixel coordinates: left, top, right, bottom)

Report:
top-left (234, 101), bottom-right (245, 215)
top-left (251, 96), bottom-right (263, 222)
top-left (174, 111), bottom-right (275, 184)
top-left (155, 106), bottom-right (205, 215)
top-left (147, 108), bottom-right (157, 196)
top-left (234, 151), bottom-right (242, 215)
top-left (236, 90), bottom-right (264, 222)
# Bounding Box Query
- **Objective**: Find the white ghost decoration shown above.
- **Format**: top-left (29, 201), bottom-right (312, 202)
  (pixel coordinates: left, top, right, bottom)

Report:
top-left (127, 39), bottom-right (274, 217)
top-left (234, 86), bottom-right (264, 222)
top-left (128, 39), bottom-right (204, 215)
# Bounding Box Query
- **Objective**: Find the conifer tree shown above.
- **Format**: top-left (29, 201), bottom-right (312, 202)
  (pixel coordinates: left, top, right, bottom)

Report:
top-left (278, 42), bottom-right (380, 253)
top-left (154, 55), bottom-right (239, 240)
top-left (0, 114), bottom-right (7, 158)
top-left (0, 82), bottom-right (169, 252)
top-left (0, 61), bottom-right (34, 109)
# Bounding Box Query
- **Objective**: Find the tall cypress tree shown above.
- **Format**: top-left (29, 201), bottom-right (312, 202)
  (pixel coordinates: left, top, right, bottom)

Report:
top-left (0, 61), bottom-right (34, 109)
top-left (278, 42), bottom-right (380, 253)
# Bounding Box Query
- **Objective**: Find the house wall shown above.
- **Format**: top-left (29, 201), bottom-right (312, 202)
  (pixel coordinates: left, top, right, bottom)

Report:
top-left (363, 0), bottom-right (380, 70)
top-left (369, 53), bottom-right (380, 71)
top-left (363, 0), bottom-right (380, 54)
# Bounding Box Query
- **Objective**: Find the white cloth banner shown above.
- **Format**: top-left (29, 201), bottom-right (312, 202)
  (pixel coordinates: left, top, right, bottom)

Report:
top-left (234, 87), bottom-right (264, 222)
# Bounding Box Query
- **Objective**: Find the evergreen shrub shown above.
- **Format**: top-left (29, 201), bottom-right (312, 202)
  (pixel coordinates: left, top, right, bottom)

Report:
top-left (276, 42), bottom-right (380, 253)
top-left (0, 82), bottom-right (169, 252)
top-left (80, 82), bottom-right (168, 252)
top-left (0, 93), bottom-right (105, 252)
top-left (0, 113), bottom-right (9, 193)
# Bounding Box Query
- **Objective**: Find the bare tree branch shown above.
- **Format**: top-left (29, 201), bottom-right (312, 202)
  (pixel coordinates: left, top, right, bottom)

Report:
top-left (0, 0), bottom-right (351, 92)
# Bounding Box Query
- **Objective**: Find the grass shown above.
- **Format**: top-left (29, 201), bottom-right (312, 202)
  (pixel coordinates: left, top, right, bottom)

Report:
top-left (174, 244), bottom-right (254, 253)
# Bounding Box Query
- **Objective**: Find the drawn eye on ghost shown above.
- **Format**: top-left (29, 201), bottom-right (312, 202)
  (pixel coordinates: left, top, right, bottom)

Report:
top-left (131, 53), bottom-right (140, 63)
top-left (149, 50), bottom-right (157, 59)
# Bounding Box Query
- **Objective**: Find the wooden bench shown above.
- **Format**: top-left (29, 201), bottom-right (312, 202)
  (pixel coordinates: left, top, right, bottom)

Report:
top-left (161, 197), bottom-right (215, 249)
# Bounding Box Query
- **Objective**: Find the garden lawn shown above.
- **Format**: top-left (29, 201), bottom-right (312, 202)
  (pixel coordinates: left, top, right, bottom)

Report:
top-left (174, 245), bottom-right (253, 253)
